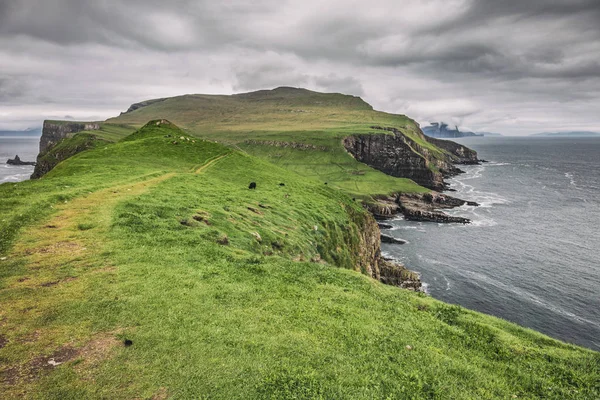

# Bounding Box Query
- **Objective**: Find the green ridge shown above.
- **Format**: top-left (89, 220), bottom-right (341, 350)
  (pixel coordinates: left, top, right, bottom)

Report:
top-left (101, 87), bottom-right (448, 198)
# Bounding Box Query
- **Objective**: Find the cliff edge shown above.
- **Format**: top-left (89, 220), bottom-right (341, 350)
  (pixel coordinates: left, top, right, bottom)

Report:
top-left (31, 121), bottom-right (102, 179)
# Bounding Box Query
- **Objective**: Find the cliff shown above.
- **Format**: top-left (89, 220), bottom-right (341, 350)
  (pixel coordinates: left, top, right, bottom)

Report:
top-left (425, 136), bottom-right (480, 164)
top-left (37, 121), bottom-right (100, 155)
top-left (343, 126), bottom-right (474, 190)
top-left (352, 208), bottom-right (421, 290)
top-left (31, 121), bottom-right (101, 179)
top-left (31, 133), bottom-right (105, 179)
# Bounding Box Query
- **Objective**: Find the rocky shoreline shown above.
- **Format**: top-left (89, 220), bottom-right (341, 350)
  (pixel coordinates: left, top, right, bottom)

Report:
top-left (361, 142), bottom-right (481, 292)
top-left (367, 191), bottom-right (478, 224)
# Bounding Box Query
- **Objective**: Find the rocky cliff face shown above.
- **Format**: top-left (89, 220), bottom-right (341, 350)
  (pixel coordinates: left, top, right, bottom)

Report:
top-left (343, 126), bottom-right (479, 190)
top-left (354, 210), bottom-right (422, 291)
top-left (365, 192), bottom-right (477, 224)
top-left (38, 121), bottom-right (100, 155)
top-left (425, 136), bottom-right (479, 164)
top-left (31, 121), bottom-right (102, 179)
top-left (354, 212), bottom-right (382, 280)
top-left (344, 133), bottom-right (442, 189)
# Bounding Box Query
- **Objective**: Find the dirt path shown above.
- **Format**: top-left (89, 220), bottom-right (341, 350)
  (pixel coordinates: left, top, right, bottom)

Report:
top-left (194, 153), bottom-right (231, 174)
top-left (1, 152), bottom-right (234, 392)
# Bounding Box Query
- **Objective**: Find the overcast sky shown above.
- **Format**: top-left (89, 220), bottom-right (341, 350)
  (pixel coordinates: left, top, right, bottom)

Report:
top-left (1, 0), bottom-right (599, 135)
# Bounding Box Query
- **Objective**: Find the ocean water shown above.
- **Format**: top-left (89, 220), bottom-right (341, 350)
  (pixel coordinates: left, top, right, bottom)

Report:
top-left (382, 137), bottom-right (600, 351)
top-left (0, 136), bottom-right (40, 184)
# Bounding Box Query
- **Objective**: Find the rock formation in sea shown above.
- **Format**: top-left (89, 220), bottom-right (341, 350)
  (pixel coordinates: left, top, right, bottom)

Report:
top-left (7, 155), bottom-right (36, 166)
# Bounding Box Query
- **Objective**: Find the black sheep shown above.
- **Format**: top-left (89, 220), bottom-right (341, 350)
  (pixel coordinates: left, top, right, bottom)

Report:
top-left (249, 182), bottom-right (256, 189)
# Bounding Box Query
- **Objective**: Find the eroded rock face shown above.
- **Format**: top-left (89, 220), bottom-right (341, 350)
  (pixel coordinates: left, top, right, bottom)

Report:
top-left (31, 121), bottom-right (101, 179)
top-left (381, 234), bottom-right (406, 244)
top-left (366, 192), bottom-right (476, 224)
top-left (354, 210), bottom-right (423, 290)
top-left (121, 98), bottom-right (167, 114)
top-left (343, 126), bottom-right (480, 190)
top-left (343, 133), bottom-right (444, 190)
top-left (424, 136), bottom-right (479, 164)
top-left (355, 212), bottom-right (382, 280)
top-left (38, 121), bottom-right (100, 156)
top-left (379, 259), bottom-right (422, 291)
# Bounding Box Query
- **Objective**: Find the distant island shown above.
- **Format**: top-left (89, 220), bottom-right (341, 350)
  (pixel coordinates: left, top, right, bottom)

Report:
top-left (422, 122), bottom-right (501, 138)
top-left (0, 127), bottom-right (42, 137)
top-left (531, 131), bottom-right (600, 137)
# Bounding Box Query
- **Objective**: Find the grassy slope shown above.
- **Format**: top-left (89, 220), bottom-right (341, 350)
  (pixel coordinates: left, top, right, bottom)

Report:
top-left (1, 122), bottom-right (598, 399)
top-left (104, 87), bottom-right (443, 197)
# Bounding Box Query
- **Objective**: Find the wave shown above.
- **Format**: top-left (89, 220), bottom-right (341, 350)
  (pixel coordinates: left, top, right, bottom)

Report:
top-left (451, 170), bottom-right (509, 208)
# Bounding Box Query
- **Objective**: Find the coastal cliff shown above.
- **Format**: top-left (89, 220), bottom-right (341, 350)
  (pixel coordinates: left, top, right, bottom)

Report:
top-left (343, 126), bottom-right (477, 190)
top-left (38, 121), bottom-right (100, 155)
top-left (31, 121), bottom-right (101, 179)
top-left (353, 209), bottom-right (421, 290)
top-left (344, 132), bottom-right (443, 190)
top-left (425, 136), bottom-right (480, 164)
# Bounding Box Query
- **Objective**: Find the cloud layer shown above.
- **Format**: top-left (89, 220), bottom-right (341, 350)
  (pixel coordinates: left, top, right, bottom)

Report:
top-left (1, 0), bottom-right (599, 134)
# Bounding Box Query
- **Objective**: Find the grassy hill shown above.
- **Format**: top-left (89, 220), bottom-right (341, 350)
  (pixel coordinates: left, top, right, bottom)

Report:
top-left (1, 121), bottom-right (598, 399)
top-left (103, 87), bottom-right (446, 197)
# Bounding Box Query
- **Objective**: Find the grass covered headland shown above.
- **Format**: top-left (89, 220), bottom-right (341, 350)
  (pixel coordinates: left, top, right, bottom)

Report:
top-left (1, 91), bottom-right (599, 398)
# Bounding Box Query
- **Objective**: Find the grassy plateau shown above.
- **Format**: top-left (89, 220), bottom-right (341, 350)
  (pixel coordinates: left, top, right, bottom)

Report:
top-left (0, 90), bottom-right (599, 399)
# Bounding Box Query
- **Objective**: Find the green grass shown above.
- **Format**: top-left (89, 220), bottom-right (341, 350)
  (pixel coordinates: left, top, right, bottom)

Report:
top-left (94, 123), bottom-right (137, 142)
top-left (1, 121), bottom-right (598, 399)
top-left (238, 140), bottom-right (427, 198)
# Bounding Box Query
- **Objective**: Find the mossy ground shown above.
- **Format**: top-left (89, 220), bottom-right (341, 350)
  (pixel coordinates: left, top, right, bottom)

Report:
top-left (1, 121), bottom-right (598, 399)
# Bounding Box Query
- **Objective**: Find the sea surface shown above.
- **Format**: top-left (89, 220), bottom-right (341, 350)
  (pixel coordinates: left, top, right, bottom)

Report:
top-left (0, 136), bottom-right (40, 184)
top-left (383, 136), bottom-right (600, 351)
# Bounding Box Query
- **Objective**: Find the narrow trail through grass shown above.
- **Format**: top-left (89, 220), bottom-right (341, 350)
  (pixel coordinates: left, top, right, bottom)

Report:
top-left (0, 147), bottom-right (231, 396)
top-left (194, 153), bottom-right (231, 174)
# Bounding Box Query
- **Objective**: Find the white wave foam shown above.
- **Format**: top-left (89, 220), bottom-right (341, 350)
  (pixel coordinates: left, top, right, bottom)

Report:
top-left (468, 216), bottom-right (498, 227)
top-left (443, 276), bottom-right (451, 291)
top-left (381, 250), bottom-right (393, 259)
top-left (451, 176), bottom-right (509, 208)
top-left (1, 173), bottom-right (30, 183)
top-left (564, 172), bottom-right (581, 190)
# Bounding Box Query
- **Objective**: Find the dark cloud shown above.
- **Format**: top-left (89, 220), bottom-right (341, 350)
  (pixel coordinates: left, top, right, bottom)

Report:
top-left (233, 58), bottom-right (310, 92)
top-left (0, 0), bottom-right (599, 134)
top-left (462, 0), bottom-right (600, 21)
